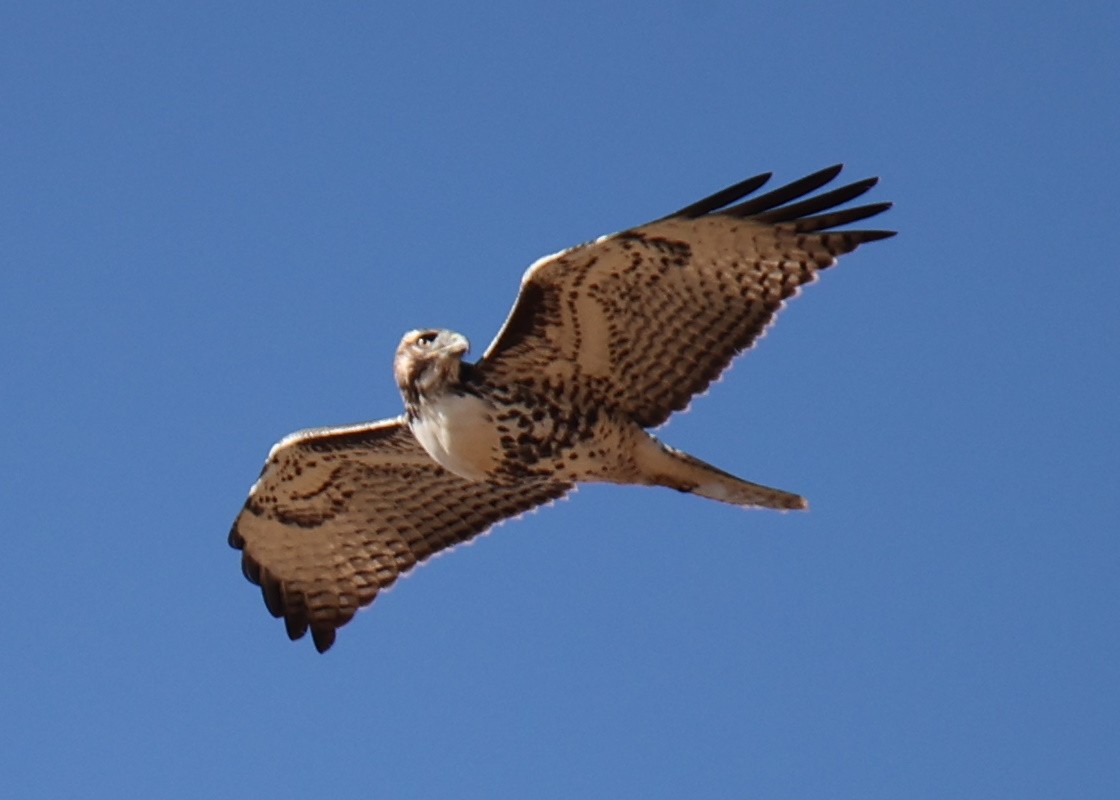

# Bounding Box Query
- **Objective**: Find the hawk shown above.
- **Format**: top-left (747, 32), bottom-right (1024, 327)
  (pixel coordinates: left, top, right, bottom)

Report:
top-left (229, 164), bottom-right (894, 651)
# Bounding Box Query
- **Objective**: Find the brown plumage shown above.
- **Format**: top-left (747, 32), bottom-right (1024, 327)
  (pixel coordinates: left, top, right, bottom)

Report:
top-left (230, 164), bottom-right (894, 651)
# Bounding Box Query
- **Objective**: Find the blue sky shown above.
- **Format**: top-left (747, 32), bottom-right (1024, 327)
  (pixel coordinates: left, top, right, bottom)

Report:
top-left (2, 2), bottom-right (1118, 797)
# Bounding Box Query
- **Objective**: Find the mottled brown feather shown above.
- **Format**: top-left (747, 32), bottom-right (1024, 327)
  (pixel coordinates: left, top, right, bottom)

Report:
top-left (479, 166), bottom-right (894, 428)
top-left (229, 418), bottom-right (571, 652)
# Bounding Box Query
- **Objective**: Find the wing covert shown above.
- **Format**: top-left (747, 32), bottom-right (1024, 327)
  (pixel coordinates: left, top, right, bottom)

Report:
top-left (478, 165), bottom-right (894, 428)
top-left (228, 417), bottom-right (571, 652)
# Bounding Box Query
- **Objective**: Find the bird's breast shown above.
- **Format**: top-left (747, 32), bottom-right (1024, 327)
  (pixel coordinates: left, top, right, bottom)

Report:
top-left (410, 391), bottom-right (502, 482)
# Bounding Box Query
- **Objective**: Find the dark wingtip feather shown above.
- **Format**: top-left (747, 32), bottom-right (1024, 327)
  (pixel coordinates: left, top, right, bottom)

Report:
top-left (753, 177), bottom-right (879, 224)
top-left (658, 165), bottom-right (895, 233)
top-left (791, 201), bottom-right (894, 233)
top-left (261, 574), bottom-right (285, 619)
top-left (721, 164), bottom-right (847, 218)
top-left (667, 171), bottom-right (772, 219)
top-left (240, 552), bottom-right (261, 584)
top-left (856, 230), bottom-right (897, 243)
top-left (284, 614), bottom-right (308, 642)
top-left (312, 626), bottom-right (336, 653)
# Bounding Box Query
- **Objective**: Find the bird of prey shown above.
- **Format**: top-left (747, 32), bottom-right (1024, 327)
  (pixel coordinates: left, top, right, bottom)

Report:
top-left (229, 164), bottom-right (894, 652)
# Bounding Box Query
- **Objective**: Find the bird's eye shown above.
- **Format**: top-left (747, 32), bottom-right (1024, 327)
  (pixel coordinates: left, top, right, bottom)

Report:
top-left (416, 332), bottom-right (438, 346)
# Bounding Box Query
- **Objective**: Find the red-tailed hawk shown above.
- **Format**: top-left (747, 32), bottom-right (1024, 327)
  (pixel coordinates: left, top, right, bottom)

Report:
top-left (230, 164), bottom-right (894, 651)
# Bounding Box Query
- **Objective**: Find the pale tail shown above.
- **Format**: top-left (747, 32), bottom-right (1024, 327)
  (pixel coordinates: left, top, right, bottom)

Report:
top-left (636, 435), bottom-right (807, 511)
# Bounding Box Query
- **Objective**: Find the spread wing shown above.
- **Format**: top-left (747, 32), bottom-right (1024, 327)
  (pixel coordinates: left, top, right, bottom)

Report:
top-left (228, 418), bottom-right (571, 652)
top-left (477, 165), bottom-right (894, 428)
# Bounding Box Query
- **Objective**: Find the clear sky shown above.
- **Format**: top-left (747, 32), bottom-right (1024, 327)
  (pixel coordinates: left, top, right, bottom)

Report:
top-left (3, 2), bottom-right (1118, 798)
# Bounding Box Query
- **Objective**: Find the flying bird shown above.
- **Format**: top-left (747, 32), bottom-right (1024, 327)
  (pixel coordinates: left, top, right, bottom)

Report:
top-left (229, 164), bottom-right (894, 652)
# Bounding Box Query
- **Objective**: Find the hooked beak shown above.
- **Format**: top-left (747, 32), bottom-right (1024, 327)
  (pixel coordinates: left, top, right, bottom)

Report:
top-left (442, 331), bottom-right (470, 357)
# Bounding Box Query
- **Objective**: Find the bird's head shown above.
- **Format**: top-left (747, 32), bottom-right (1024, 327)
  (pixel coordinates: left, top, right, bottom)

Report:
top-left (394, 328), bottom-right (471, 405)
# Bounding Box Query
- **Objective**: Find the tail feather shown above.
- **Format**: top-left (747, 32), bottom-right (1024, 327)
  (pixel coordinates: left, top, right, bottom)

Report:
top-left (683, 457), bottom-right (807, 510)
top-left (636, 435), bottom-right (807, 511)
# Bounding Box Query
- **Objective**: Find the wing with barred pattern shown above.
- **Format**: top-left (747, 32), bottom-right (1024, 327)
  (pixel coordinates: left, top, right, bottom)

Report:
top-left (229, 418), bottom-right (571, 652)
top-left (479, 165), bottom-right (894, 428)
